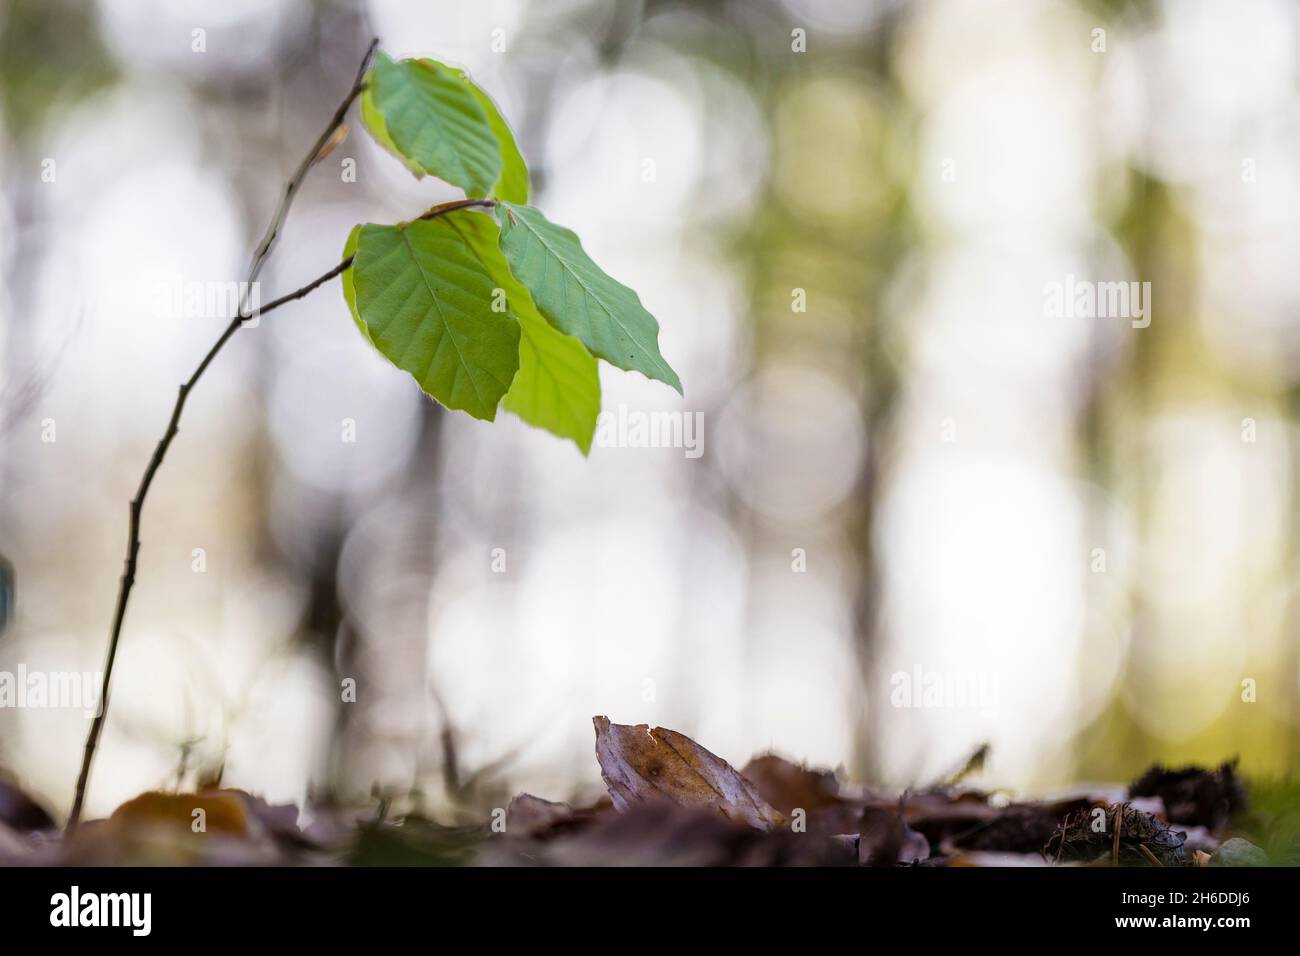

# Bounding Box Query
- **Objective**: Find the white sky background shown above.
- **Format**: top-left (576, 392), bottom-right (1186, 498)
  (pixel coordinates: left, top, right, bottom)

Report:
top-left (0, 0), bottom-right (1298, 818)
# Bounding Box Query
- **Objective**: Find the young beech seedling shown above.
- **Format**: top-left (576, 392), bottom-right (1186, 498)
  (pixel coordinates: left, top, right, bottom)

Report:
top-left (67, 41), bottom-right (681, 829)
top-left (346, 49), bottom-right (681, 448)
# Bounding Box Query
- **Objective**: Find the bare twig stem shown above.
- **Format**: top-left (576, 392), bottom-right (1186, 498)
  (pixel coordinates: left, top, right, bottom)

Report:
top-left (409, 197), bottom-right (497, 225)
top-left (66, 39), bottom-right (379, 831)
top-left (1112, 801), bottom-right (1124, 866)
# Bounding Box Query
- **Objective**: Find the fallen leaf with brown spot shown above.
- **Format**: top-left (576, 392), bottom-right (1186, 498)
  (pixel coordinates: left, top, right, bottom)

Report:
top-left (593, 716), bottom-right (784, 829)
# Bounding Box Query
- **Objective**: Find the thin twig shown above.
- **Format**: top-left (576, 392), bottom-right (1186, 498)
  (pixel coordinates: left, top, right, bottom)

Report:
top-left (1137, 843), bottom-right (1164, 867)
top-left (404, 197), bottom-right (497, 228)
top-left (1112, 801), bottom-right (1124, 866)
top-left (66, 39), bottom-right (379, 831)
top-left (244, 40), bottom-right (379, 300)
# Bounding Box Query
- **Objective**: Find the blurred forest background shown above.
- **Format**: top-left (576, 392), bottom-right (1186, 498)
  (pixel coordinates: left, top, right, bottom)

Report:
top-left (1, 0), bottom-right (1298, 824)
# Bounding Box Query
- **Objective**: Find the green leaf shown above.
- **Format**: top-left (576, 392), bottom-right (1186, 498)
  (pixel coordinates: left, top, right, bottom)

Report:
top-left (495, 202), bottom-right (682, 394)
top-left (340, 224), bottom-right (370, 342)
top-left (362, 51), bottom-right (502, 197)
top-left (349, 218), bottom-right (520, 420)
top-left (452, 69), bottom-right (529, 205)
top-left (440, 211), bottom-right (599, 454)
top-left (505, 298), bottom-right (601, 454)
top-left (360, 93), bottom-right (425, 180)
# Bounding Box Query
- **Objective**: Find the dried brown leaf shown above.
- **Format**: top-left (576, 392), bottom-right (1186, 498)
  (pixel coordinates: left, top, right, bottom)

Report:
top-left (314, 124), bottom-right (349, 162)
top-left (1044, 803), bottom-right (1187, 866)
top-left (593, 716), bottom-right (784, 829)
top-left (504, 793), bottom-right (608, 839)
top-left (110, 790), bottom-right (251, 835)
top-left (1129, 760), bottom-right (1245, 831)
top-left (480, 801), bottom-right (852, 867)
top-left (859, 804), bottom-right (931, 866)
top-left (741, 754), bottom-right (842, 812)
